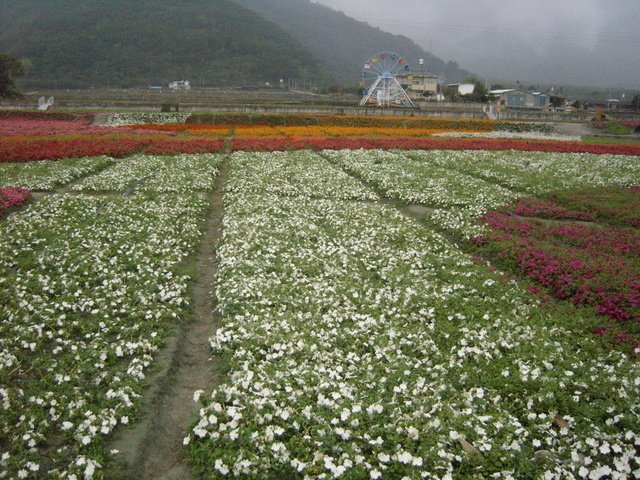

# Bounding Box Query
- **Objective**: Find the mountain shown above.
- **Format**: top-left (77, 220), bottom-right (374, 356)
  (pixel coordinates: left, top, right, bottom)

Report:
top-left (235, 0), bottom-right (474, 85)
top-left (0, 0), bottom-right (330, 88)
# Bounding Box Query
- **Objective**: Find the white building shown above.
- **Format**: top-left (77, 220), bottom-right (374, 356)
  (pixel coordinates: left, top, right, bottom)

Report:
top-left (168, 80), bottom-right (191, 91)
top-left (447, 83), bottom-right (476, 96)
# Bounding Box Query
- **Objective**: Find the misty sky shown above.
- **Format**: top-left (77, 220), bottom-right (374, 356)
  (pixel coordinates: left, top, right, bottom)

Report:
top-left (316, 0), bottom-right (640, 88)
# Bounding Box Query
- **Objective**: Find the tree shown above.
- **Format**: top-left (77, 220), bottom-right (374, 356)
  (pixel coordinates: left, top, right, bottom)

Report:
top-left (0, 53), bottom-right (24, 98)
top-left (462, 76), bottom-right (488, 102)
top-left (443, 85), bottom-right (460, 101)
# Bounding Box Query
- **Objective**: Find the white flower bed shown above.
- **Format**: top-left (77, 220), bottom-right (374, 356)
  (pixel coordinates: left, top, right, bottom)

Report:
top-left (73, 153), bottom-right (222, 193)
top-left (104, 112), bottom-right (190, 126)
top-left (410, 150), bottom-right (640, 196)
top-left (228, 151), bottom-right (378, 201)
top-left (186, 155), bottom-right (640, 479)
top-left (0, 157), bottom-right (114, 190)
top-left (0, 193), bottom-right (208, 478)
top-left (324, 149), bottom-right (518, 209)
top-left (434, 132), bottom-right (581, 142)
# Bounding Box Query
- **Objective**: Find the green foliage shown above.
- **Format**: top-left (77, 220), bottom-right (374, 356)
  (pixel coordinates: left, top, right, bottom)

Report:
top-left (0, 53), bottom-right (24, 98)
top-left (607, 122), bottom-right (633, 135)
top-left (0, 0), bottom-right (331, 88)
top-left (443, 85), bottom-right (460, 101)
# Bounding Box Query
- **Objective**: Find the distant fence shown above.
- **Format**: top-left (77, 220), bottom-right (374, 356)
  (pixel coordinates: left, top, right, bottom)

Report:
top-left (3, 101), bottom-right (638, 123)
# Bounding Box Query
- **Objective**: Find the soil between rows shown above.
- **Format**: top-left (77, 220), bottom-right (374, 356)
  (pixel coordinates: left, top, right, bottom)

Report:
top-left (106, 158), bottom-right (230, 479)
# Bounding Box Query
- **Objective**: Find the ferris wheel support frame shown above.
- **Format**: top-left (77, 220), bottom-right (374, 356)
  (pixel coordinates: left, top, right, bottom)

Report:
top-left (360, 75), bottom-right (416, 108)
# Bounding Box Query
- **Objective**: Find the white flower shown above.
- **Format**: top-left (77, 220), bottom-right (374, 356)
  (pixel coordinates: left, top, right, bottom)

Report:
top-left (193, 390), bottom-right (204, 403)
top-left (214, 459), bottom-right (229, 475)
top-left (397, 451), bottom-right (413, 464)
top-left (377, 453), bottom-right (390, 463)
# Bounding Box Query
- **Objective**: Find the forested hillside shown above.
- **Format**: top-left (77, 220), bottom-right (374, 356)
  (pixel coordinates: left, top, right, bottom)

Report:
top-left (236, 0), bottom-right (473, 84)
top-left (0, 0), bottom-right (330, 88)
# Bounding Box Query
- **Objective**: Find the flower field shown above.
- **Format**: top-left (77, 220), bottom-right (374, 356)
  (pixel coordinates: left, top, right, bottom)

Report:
top-left (3, 111), bottom-right (640, 164)
top-left (71, 153), bottom-right (222, 193)
top-left (184, 151), bottom-right (640, 479)
top-left (1, 111), bottom-right (640, 479)
top-left (0, 156), bottom-right (115, 190)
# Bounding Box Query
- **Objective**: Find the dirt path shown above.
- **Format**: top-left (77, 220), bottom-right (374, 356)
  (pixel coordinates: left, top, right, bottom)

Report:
top-left (553, 122), bottom-right (594, 137)
top-left (107, 158), bottom-right (230, 480)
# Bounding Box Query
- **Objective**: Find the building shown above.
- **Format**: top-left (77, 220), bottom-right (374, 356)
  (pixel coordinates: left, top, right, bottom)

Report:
top-left (489, 89), bottom-right (550, 109)
top-left (168, 80), bottom-right (191, 91)
top-left (446, 83), bottom-right (476, 96)
top-left (397, 72), bottom-right (440, 100)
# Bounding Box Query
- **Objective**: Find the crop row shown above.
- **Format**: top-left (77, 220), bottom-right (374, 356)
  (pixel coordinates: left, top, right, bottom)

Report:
top-left (186, 153), bottom-right (640, 478)
top-left (0, 136), bottom-right (225, 163)
top-left (227, 151), bottom-right (377, 201)
top-left (3, 136), bottom-right (640, 164)
top-left (0, 191), bottom-right (211, 479)
top-left (0, 156), bottom-right (115, 191)
top-left (72, 153), bottom-right (222, 193)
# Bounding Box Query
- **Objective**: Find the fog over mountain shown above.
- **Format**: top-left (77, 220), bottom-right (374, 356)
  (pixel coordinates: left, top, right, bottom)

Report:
top-left (316, 0), bottom-right (640, 88)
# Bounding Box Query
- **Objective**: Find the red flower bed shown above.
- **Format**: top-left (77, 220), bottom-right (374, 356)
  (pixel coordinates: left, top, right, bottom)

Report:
top-left (473, 190), bottom-right (640, 350)
top-left (231, 137), bottom-right (291, 152)
top-left (0, 135), bottom-right (225, 163)
top-left (143, 137), bottom-right (224, 154)
top-left (0, 187), bottom-right (31, 218)
top-left (0, 136), bottom-right (150, 163)
top-left (233, 136), bottom-right (640, 155)
top-left (4, 130), bottom-right (640, 164)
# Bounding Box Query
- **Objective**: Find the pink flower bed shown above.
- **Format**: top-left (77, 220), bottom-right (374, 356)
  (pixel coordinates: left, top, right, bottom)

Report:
top-left (511, 198), bottom-right (594, 221)
top-left (0, 118), bottom-right (172, 136)
top-left (0, 187), bottom-right (31, 218)
top-left (473, 191), bottom-right (640, 350)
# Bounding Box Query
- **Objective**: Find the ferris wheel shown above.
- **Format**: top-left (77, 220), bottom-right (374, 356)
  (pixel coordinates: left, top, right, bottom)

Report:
top-left (360, 51), bottom-right (416, 108)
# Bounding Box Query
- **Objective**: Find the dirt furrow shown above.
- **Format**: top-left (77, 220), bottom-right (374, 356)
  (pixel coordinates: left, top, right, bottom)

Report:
top-left (107, 158), bottom-right (230, 480)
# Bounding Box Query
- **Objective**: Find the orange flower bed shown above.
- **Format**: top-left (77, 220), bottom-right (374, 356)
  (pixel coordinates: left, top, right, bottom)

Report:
top-left (234, 126), bottom-right (282, 137)
top-left (275, 126), bottom-right (327, 137)
top-left (320, 127), bottom-right (462, 137)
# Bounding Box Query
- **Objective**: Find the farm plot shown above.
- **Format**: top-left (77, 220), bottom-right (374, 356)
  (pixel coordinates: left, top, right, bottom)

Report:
top-left (227, 151), bottom-right (377, 200)
top-left (0, 189), bottom-right (210, 478)
top-left (72, 153), bottom-right (222, 193)
top-left (325, 149), bottom-right (521, 238)
top-left (0, 156), bottom-right (115, 191)
top-left (187, 152), bottom-right (640, 479)
top-left (409, 150), bottom-right (640, 196)
top-left (328, 149), bottom-right (640, 239)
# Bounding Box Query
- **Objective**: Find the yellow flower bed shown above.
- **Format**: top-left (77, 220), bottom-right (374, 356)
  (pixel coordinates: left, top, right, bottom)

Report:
top-left (321, 127), bottom-right (463, 137)
top-left (234, 126), bottom-right (282, 137)
top-left (275, 127), bottom-right (328, 137)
